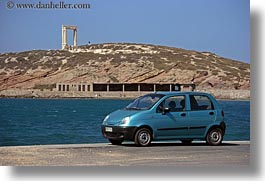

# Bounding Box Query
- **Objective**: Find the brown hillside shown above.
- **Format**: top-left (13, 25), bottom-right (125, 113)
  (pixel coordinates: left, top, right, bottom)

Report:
top-left (0, 43), bottom-right (250, 91)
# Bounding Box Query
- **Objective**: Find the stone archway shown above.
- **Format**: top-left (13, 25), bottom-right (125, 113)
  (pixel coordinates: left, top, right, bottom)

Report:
top-left (61, 25), bottom-right (77, 50)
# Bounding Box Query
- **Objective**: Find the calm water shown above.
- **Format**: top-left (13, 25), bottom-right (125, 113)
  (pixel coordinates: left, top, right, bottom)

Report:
top-left (0, 98), bottom-right (250, 146)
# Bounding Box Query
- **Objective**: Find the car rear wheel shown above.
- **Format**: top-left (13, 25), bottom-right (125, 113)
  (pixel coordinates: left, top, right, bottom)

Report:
top-left (134, 128), bottom-right (152, 146)
top-left (206, 128), bottom-right (223, 146)
top-left (108, 139), bottom-right (123, 145)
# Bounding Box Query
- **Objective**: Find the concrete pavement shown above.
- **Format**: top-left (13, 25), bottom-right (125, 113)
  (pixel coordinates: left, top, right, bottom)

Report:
top-left (0, 141), bottom-right (250, 166)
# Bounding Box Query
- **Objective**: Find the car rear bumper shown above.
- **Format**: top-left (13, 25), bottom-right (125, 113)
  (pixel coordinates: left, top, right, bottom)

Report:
top-left (101, 125), bottom-right (137, 141)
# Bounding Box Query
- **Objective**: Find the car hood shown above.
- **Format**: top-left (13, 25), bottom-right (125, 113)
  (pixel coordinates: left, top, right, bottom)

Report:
top-left (106, 109), bottom-right (140, 125)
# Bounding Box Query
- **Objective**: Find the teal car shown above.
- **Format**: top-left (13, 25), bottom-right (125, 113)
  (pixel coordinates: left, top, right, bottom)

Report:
top-left (101, 92), bottom-right (226, 146)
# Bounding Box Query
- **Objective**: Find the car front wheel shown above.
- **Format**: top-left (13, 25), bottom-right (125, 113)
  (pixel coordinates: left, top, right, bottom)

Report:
top-left (134, 128), bottom-right (152, 146)
top-left (206, 128), bottom-right (223, 146)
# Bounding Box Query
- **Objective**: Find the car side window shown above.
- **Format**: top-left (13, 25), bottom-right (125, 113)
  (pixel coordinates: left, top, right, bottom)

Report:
top-left (189, 95), bottom-right (214, 111)
top-left (157, 96), bottom-right (185, 113)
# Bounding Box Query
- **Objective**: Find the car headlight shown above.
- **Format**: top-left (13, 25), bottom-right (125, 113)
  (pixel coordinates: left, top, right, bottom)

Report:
top-left (120, 117), bottom-right (130, 125)
top-left (102, 115), bottom-right (109, 124)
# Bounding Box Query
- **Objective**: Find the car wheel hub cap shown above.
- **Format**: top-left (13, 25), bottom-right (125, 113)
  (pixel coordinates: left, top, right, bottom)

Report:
top-left (139, 132), bottom-right (150, 144)
top-left (211, 132), bottom-right (220, 142)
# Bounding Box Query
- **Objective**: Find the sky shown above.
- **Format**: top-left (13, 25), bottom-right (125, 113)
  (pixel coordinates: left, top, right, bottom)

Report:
top-left (0, 0), bottom-right (250, 63)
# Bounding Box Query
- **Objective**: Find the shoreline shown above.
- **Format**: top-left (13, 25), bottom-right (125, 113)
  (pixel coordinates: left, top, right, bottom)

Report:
top-left (0, 88), bottom-right (250, 100)
top-left (0, 96), bottom-right (250, 101)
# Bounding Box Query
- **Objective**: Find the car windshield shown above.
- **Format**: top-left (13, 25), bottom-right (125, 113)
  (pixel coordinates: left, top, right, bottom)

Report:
top-left (125, 94), bottom-right (164, 110)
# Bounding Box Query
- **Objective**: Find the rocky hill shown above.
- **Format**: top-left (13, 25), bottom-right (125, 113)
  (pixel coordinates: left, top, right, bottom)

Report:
top-left (0, 43), bottom-right (250, 91)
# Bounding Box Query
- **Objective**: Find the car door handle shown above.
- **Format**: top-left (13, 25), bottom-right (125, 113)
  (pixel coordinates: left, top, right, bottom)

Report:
top-left (209, 112), bottom-right (214, 115)
top-left (180, 113), bottom-right (186, 117)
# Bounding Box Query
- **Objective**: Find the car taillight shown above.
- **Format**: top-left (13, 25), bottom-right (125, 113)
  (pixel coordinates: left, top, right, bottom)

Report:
top-left (221, 110), bottom-right (224, 117)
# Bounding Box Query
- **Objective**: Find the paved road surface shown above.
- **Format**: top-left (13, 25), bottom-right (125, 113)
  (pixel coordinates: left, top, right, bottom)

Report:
top-left (0, 141), bottom-right (250, 166)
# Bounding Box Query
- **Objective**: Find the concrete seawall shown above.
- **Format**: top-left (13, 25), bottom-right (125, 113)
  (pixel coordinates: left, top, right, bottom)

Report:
top-left (0, 141), bottom-right (250, 166)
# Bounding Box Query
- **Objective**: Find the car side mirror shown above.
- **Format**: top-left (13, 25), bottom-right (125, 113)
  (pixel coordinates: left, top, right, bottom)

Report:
top-left (162, 107), bottom-right (170, 115)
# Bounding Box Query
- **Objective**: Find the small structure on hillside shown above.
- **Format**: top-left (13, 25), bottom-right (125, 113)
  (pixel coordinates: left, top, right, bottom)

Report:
top-left (55, 82), bottom-right (195, 92)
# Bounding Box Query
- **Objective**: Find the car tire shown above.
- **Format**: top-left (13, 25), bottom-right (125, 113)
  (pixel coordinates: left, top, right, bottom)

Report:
top-left (134, 128), bottom-right (152, 147)
top-left (108, 139), bottom-right (123, 145)
top-left (206, 128), bottom-right (223, 146)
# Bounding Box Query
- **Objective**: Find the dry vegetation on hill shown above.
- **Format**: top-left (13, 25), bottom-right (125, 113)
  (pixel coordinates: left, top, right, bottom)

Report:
top-left (0, 43), bottom-right (250, 91)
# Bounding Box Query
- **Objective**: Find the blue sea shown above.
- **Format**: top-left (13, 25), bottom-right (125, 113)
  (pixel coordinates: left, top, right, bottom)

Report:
top-left (0, 98), bottom-right (250, 146)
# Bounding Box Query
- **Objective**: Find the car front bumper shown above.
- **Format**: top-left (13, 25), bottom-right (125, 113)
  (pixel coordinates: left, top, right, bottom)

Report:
top-left (101, 125), bottom-right (137, 141)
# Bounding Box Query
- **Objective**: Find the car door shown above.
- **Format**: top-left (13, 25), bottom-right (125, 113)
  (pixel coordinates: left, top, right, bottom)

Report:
top-left (187, 95), bottom-right (217, 137)
top-left (152, 96), bottom-right (189, 139)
